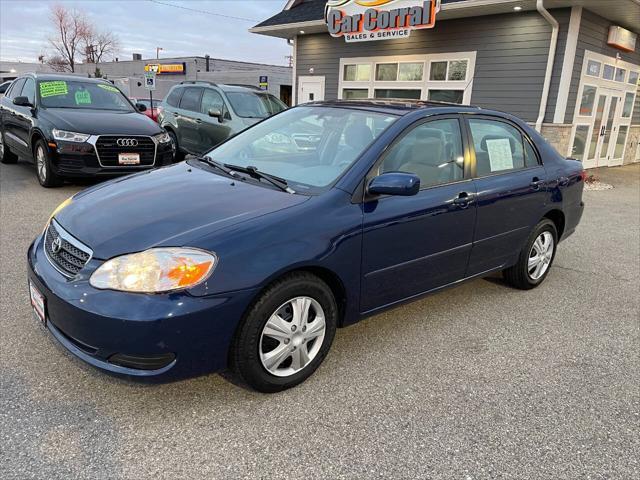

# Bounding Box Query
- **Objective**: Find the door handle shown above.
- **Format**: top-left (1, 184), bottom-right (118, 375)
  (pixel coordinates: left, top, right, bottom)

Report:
top-left (530, 177), bottom-right (544, 190)
top-left (453, 192), bottom-right (475, 208)
top-left (558, 176), bottom-right (570, 187)
top-left (195, 119), bottom-right (203, 124)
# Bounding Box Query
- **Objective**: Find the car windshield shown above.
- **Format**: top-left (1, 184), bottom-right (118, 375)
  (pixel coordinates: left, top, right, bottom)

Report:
top-left (205, 106), bottom-right (397, 192)
top-left (38, 80), bottom-right (134, 111)
top-left (226, 91), bottom-right (287, 118)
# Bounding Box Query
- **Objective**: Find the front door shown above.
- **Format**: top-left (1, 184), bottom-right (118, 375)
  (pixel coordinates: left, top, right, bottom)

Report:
top-left (361, 117), bottom-right (476, 313)
top-left (583, 89), bottom-right (623, 169)
top-left (297, 76), bottom-right (325, 104)
top-left (176, 86), bottom-right (203, 154)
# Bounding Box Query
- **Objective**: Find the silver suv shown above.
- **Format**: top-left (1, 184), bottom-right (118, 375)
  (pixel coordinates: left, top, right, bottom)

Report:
top-left (159, 82), bottom-right (287, 159)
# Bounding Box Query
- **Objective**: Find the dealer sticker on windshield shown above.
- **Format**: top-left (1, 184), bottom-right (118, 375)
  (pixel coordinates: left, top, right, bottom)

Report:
top-left (97, 84), bottom-right (119, 93)
top-left (39, 81), bottom-right (68, 98)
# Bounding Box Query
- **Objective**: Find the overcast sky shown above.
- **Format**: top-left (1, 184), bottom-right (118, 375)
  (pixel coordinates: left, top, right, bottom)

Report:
top-left (0, 0), bottom-right (292, 65)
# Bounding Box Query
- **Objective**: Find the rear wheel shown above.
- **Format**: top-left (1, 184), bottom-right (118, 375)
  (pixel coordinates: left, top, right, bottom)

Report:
top-left (229, 272), bottom-right (337, 393)
top-left (503, 219), bottom-right (557, 289)
top-left (0, 130), bottom-right (18, 164)
top-left (167, 130), bottom-right (184, 162)
top-left (34, 139), bottom-right (62, 188)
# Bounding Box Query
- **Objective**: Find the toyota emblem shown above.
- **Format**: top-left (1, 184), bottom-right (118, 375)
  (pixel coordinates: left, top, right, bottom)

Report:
top-left (117, 138), bottom-right (138, 147)
top-left (51, 237), bottom-right (63, 254)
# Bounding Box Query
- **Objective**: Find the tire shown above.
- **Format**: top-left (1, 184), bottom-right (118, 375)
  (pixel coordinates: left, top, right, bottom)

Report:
top-left (167, 130), bottom-right (184, 162)
top-left (0, 130), bottom-right (18, 164)
top-left (503, 219), bottom-right (558, 290)
top-left (34, 139), bottom-right (63, 188)
top-left (229, 272), bottom-right (338, 393)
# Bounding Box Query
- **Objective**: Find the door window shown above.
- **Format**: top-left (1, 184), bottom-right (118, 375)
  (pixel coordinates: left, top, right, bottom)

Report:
top-left (165, 87), bottom-right (183, 107)
top-left (200, 89), bottom-right (225, 115)
top-left (179, 87), bottom-right (203, 112)
top-left (21, 78), bottom-right (35, 104)
top-left (468, 119), bottom-right (535, 176)
top-left (6, 78), bottom-right (25, 99)
top-left (380, 118), bottom-right (465, 188)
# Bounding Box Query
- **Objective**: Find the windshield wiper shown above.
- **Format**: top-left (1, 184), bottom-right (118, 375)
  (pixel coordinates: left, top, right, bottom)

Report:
top-left (224, 164), bottom-right (295, 194)
top-left (195, 156), bottom-right (240, 178)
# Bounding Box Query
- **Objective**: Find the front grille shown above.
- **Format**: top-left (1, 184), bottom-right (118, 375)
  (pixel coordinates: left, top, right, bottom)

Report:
top-left (44, 221), bottom-right (92, 277)
top-left (95, 136), bottom-right (156, 167)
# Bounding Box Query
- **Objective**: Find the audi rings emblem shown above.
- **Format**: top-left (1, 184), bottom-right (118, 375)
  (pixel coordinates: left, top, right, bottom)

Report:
top-left (51, 237), bottom-right (63, 254)
top-left (117, 138), bottom-right (138, 147)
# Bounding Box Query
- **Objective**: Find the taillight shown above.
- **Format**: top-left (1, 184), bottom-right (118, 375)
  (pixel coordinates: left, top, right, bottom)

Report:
top-left (579, 170), bottom-right (587, 182)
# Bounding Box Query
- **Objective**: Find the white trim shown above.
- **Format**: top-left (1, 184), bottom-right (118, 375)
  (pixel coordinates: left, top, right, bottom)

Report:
top-left (292, 35), bottom-right (298, 105)
top-left (249, 20), bottom-right (325, 34)
top-left (535, 0), bottom-right (559, 132)
top-left (338, 52), bottom-right (476, 104)
top-left (553, 6), bottom-right (582, 124)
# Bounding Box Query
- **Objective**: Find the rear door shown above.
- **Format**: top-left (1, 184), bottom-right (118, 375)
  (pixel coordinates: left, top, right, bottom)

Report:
top-left (176, 87), bottom-right (203, 153)
top-left (1, 78), bottom-right (28, 153)
top-left (197, 88), bottom-right (232, 153)
top-left (464, 116), bottom-right (547, 276)
top-left (360, 116), bottom-right (477, 313)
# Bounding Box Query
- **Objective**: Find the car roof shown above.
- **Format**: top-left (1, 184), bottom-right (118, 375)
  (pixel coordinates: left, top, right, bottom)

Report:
top-left (177, 81), bottom-right (271, 94)
top-left (22, 73), bottom-right (110, 84)
top-left (300, 99), bottom-right (500, 117)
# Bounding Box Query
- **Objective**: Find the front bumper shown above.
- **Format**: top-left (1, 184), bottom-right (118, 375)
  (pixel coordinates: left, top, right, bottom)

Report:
top-left (28, 235), bottom-right (258, 379)
top-left (50, 138), bottom-right (173, 178)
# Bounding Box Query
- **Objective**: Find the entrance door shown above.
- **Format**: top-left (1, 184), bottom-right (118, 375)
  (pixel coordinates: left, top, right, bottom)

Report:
top-left (297, 76), bottom-right (325, 104)
top-left (583, 89), bottom-right (622, 169)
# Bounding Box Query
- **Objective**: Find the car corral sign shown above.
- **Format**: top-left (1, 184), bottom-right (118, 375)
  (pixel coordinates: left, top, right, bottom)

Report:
top-left (144, 63), bottom-right (186, 75)
top-left (326, 0), bottom-right (440, 43)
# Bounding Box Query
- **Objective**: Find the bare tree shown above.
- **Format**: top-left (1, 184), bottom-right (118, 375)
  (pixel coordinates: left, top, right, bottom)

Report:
top-left (83, 30), bottom-right (119, 65)
top-left (46, 55), bottom-right (70, 72)
top-left (47, 4), bottom-right (91, 72)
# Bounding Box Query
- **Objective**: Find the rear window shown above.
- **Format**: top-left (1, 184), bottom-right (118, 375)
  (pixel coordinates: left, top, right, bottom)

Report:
top-left (179, 87), bottom-right (203, 112)
top-left (226, 91), bottom-right (287, 119)
top-left (165, 87), bottom-right (183, 108)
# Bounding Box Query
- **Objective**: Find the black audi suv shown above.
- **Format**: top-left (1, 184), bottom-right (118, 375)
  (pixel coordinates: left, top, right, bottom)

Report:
top-left (0, 73), bottom-right (173, 187)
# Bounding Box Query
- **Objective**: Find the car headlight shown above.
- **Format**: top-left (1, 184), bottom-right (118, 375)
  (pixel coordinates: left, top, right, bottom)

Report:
top-left (154, 132), bottom-right (171, 144)
top-left (52, 129), bottom-right (90, 143)
top-left (90, 248), bottom-right (216, 293)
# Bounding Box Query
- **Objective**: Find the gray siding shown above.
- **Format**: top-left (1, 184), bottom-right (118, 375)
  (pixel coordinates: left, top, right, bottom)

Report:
top-left (296, 10), bottom-right (571, 123)
top-left (565, 9), bottom-right (640, 124)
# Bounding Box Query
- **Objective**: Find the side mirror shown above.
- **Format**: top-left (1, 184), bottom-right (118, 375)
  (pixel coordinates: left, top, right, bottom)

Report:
top-left (367, 172), bottom-right (420, 197)
top-left (208, 108), bottom-right (223, 123)
top-left (13, 96), bottom-right (32, 107)
top-left (135, 103), bottom-right (147, 112)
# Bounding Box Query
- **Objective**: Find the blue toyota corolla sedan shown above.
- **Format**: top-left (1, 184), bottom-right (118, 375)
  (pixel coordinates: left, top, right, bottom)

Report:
top-left (28, 100), bottom-right (585, 392)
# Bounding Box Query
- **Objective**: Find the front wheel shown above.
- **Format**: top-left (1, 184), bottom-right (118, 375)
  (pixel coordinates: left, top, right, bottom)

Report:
top-left (167, 130), bottom-right (184, 162)
top-left (229, 272), bottom-right (337, 393)
top-left (34, 139), bottom-right (63, 187)
top-left (503, 219), bottom-right (558, 290)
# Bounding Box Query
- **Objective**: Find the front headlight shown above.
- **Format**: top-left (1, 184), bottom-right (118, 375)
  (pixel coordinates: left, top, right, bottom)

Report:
top-left (90, 248), bottom-right (216, 293)
top-left (52, 129), bottom-right (90, 143)
top-left (154, 132), bottom-right (171, 144)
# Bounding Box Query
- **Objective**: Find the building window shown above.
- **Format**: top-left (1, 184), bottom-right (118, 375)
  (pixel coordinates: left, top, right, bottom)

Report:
top-left (629, 71), bottom-right (639, 85)
top-left (579, 85), bottom-right (597, 116)
top-left (374, 89), bottom-right (421, 100)
top-left (344, 64), bottom-right (371, 82)
top-left (586, 60), bottom-right (601, 77)
top-left (615, 68), bottom-right (626, 83)
top-left (375, 63), bottom-right (398, 81)
top-left (614, 126), bottom-right (628, 158)
top-left (398, 63), bottom-right (424, 81)
top-left (603, 64), bottom-right (615, 80)
top-left (429, 60), bottom-right (468, 82)
top-left (571, 125), bottom-right (590, 161)
top-left (428, 89), bottom-right (464, 104)
top-left (343, 88), bottom-right (368, 100)
top-left (622, 92), bottom-right (635, 118)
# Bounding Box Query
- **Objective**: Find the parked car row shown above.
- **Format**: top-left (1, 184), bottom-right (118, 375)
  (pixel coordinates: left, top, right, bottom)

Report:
top-left (0, 74), bottom-right (288, 187)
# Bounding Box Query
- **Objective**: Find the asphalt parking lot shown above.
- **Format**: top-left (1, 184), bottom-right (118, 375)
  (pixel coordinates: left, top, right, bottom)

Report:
top-left (1, 160), bottom-right (638, 479)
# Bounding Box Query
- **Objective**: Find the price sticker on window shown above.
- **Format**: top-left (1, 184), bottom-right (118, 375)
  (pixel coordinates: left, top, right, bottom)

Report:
top-left (40, 81), bottom-right (68, 98)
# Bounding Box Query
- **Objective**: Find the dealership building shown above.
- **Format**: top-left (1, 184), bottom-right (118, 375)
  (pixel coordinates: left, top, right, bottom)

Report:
top-left (252, 0), bottom-right (640, 167)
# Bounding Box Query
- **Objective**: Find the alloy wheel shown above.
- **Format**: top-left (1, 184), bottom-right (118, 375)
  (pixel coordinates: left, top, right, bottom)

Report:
top-left (36, 145), bottom-right (47, 182)
top-left (259, 296), bottom-right (326, 377)
top-left (0, 133), bottom-right (4, 159)
top-left (528, 231), bottom-right (554, 280)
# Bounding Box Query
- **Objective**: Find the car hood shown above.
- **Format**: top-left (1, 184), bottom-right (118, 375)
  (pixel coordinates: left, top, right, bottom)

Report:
top-left (55, 161), bottom-right (309, 259)
top-left (41, 108), bottom-right (161, 135)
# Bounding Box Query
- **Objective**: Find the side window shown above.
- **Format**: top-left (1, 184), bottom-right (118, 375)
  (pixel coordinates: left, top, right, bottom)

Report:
top-left (7, 78), bottom-right (26, 100)
top-left (21, 78), bottom-right (35, 104)
top-left (165, 87), bottom-right (183, 108)
top-left (524, 139), bottom-right (540, 168)
top-left (200, 89), bottom-right (224, 114)
top-left (380, 118), bottom-right (465, 188)
top-left (178, 87), bottom-right (203, 112)
top-left (468, 119), bottom-right (527, 176)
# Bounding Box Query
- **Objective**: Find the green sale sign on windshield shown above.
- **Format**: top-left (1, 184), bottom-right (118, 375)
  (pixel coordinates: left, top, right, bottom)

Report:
top-left (39, 81), bottom-right (68, 98)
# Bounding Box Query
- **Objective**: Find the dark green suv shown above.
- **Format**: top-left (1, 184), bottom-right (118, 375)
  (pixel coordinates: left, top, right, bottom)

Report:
top-left (159, 82), bottom-right (287, 159)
